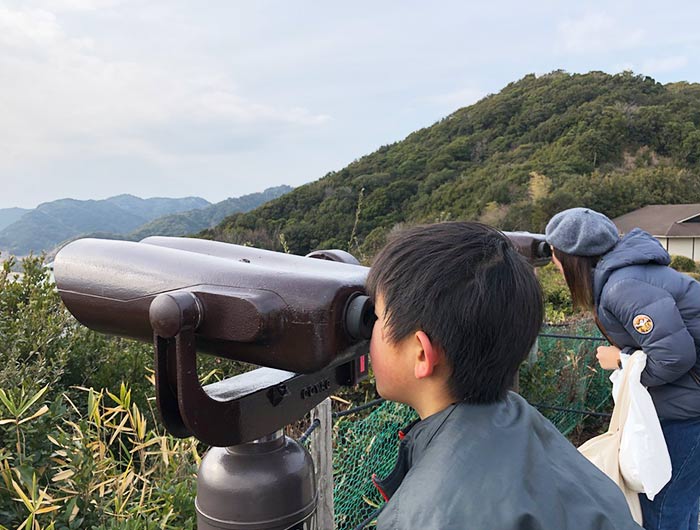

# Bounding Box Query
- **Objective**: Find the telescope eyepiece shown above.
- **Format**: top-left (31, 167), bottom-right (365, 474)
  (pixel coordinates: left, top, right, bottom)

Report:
top-left (536, 241), bottom-right (552, 259)
top-left (502, 231), bottom-right (551, 267)
top-left (344, 294), bottom-right (375, 341)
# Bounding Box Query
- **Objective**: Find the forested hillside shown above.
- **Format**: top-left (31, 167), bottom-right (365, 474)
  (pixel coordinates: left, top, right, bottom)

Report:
top-left (203, 71), bottom-right (700, 259)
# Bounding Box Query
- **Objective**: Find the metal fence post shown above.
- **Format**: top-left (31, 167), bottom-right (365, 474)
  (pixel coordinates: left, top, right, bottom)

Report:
top-left (310, 397), bottom-right (334, 529)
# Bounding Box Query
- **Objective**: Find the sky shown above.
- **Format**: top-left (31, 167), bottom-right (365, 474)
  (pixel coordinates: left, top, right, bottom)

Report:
top-left (1, 1), bottom-right (700, 209)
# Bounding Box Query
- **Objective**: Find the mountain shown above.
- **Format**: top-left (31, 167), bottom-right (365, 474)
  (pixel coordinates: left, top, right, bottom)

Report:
top-left (0, 196), bottom-right (211, 256)
top-left (128, 186), bottom-right (292, 240)
top-left (0, 208), bottom-right (30, 232)
top-left (202, 71), bottom-right (700, 259)
top-left (105, 194), bottom-right (210, 220)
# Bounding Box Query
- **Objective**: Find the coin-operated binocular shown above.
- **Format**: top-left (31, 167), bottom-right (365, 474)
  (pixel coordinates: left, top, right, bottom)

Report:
top-left (54, 236), bottom-right (374, 529)
top-left (503, 231), bottom-right (551, 267)
top-left (53, 230), bottom-right (549, 530)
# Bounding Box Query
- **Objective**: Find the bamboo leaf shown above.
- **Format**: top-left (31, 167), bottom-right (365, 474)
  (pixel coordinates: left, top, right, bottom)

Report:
top-left (11, 480), bottom-right (34, 510)
top-left (362, 495), bottom-right (380, 508)
top-left (0, 389), bottom-right (17, 416)
top-left (18, 405), bottom-right (49, 425)
top-left (17, 386), bottom-right (49, 417)
top-left (66, 496), bottom-right (79, 522)
top-left (130, 438), bottom-right (161, 452)
top-left (109, 414), bottom-right (132, 445)
top-left (106, 390), bottom-right (120, 406)
top-left (35, 505), bottom-right (60, 514)
top-left (51, 469), bottom-right (75, 482)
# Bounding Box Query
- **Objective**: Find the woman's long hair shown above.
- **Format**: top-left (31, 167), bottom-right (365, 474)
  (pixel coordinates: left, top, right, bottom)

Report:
top-left (552, 248), bottom-right (599, 311)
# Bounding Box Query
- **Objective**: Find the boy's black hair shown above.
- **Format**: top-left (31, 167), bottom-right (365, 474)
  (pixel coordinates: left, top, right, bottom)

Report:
top-left (366, 222), bottom-right (543, 404)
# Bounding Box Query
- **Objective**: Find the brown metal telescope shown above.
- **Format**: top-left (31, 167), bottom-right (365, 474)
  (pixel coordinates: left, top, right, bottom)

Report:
top-left (55, 236), bottom-right (371, 374)
top-left (55, 237), bottom-right (372, 446)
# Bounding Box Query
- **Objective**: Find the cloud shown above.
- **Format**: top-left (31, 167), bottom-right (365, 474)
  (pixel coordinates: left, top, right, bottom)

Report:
top-left (39, 0), bottom-right (122, 11)
top-left (557, 13), bottom-right (644, 54)
top-left (0, 5), bottom-right (330, 168)
top-left (0, 6), bottom-right (66, 48)
top-left (641, 56), bottom-right (688, 74)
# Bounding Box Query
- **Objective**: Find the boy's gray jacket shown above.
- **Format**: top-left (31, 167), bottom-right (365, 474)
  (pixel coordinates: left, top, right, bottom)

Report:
top-left (594, 228), bottom-right (700, 420)
top-left (374, 394), bottom-right (642, 530)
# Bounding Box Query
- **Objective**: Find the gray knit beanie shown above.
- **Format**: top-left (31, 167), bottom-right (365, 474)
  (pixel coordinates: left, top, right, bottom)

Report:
top-left (545, 208), bottom-right (619, 256)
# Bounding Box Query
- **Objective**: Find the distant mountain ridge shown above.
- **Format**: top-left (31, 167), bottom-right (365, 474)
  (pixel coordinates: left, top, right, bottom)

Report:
top-left (1, 186), bottom-right (292, 256)
top-left (128, 185), bottom-right (292, 240)
top-left (102, 194), bottom-right (209, 220)
top-left (0, 207), bottom-right (30, 232)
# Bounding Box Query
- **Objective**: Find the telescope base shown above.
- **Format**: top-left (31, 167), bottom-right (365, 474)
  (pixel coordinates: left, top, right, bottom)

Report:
top-left (196, 430), bottom-right (317, 530)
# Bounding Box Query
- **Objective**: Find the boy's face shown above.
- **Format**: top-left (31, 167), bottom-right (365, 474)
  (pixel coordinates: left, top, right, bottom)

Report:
top-left (369, 294), bottom-right (415, 404)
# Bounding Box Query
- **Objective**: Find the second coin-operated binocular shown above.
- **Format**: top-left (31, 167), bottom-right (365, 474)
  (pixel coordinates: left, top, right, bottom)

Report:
top-left (55, 236), bottom-right (374, 447)
top-left (504, 231), bottom-right (552, 267)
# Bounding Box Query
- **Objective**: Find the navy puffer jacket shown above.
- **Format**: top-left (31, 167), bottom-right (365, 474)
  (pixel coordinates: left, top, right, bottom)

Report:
top-left (595, 228), bottom-right (700, 420)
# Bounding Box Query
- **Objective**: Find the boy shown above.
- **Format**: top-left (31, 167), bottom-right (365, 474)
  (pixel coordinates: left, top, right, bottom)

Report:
top-left (367, 222), bottom-right (641, 530)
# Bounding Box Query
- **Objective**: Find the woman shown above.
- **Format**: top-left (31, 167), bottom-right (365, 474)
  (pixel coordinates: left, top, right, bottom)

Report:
top-left (545, 207), bottom-right (700, 530)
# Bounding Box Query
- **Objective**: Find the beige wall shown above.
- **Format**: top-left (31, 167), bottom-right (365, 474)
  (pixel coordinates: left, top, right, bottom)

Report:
top-left (665, 237), bottom-right (698, 260)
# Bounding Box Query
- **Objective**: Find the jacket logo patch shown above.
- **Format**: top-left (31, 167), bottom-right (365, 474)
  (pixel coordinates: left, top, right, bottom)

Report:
top-left (633, 314), bottom-right (653, 334)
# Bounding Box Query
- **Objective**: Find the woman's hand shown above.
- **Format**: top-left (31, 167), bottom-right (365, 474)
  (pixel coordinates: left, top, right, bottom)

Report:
top-left (596, 345), bottom-right (622, 370)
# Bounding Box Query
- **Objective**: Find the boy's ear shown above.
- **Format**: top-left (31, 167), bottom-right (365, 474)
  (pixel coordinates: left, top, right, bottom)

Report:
top-left (414, 331), bottom-right (442, 379)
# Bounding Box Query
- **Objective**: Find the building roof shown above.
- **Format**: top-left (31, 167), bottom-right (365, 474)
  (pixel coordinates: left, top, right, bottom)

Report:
top-left (613, 204), bottom-right (700, 237)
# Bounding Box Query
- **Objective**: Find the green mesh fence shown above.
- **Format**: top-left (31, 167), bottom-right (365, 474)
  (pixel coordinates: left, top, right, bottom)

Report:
top-left (522, 324), bottom-right (612, 436)
top-left (330, 324), bottom-right (614, 530)
top-left (333, 400), bottom-right (417, 530)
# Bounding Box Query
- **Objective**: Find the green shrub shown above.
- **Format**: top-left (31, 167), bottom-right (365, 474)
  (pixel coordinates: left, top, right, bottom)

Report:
top-left (670, 254), bottom-right (697, 273)
top-left (0, 255), bottom-right (155, 411)
top-left (0, 384), bottom-right (199, 530)
top-left (537, 263), bottom-right (574, 323)
top-left (0, 256), bottom-right (202, 529)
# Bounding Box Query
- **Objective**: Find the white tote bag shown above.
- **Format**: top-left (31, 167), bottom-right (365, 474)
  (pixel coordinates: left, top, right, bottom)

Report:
top-left (612, 351), bottom-right (672, 501)
top-left (579, 359), bottom-right (643, 524)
